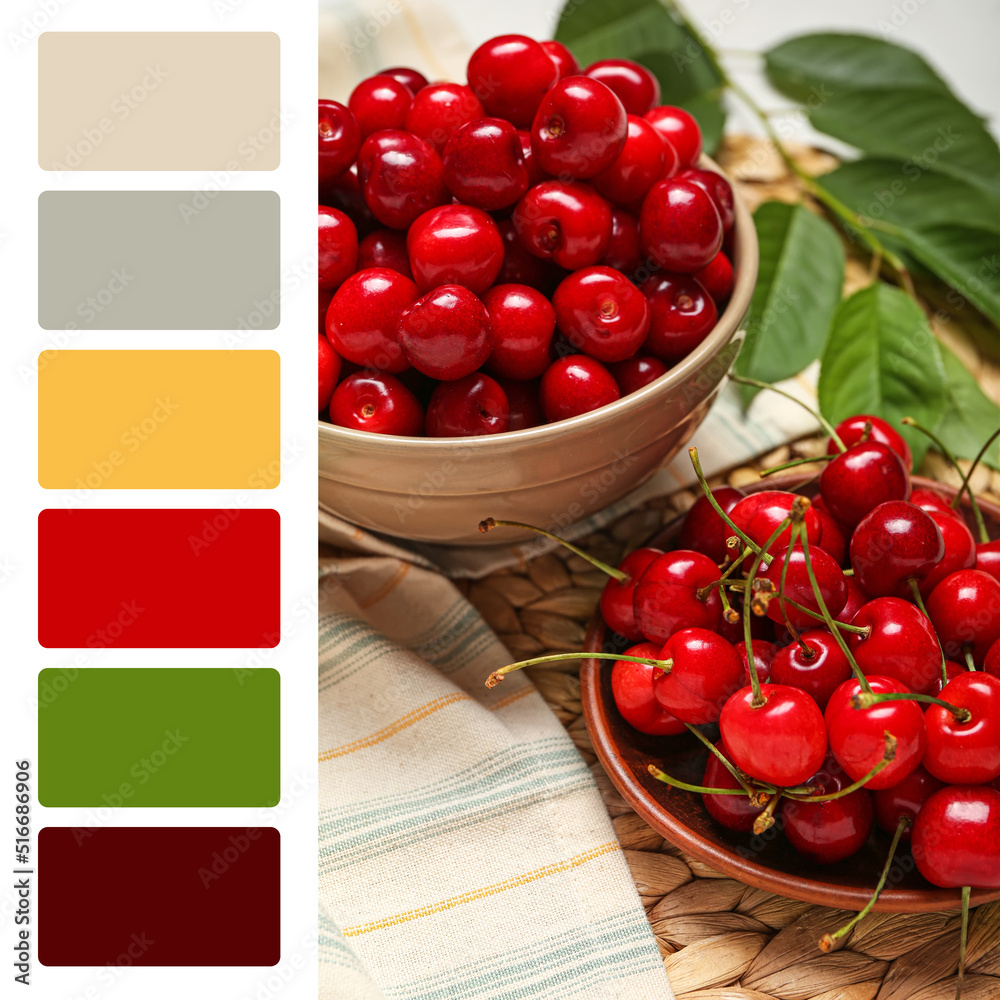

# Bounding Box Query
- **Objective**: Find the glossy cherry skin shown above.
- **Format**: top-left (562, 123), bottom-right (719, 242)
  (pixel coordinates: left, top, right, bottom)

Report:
top-left (323, 162), bottom-right (377, 233)
top-left (927, 568), bottom-right (1000, 665)
top-left (497, 378), bottom-right (544, 431)
top-left (358, 228), bottom-right (413, 279)
top-left (379, 66), bottom-right (428, 95)
top-left (645, 105), bottom-right (702, 170)
top-left (810, 501), bottom-right (847, 566)
top-left (318, 100), bottom-right (361, 185)
top-left (359, 131), bottom-right (448, 230)
top-left (592, 115), bottom-right (667, 207)
top-left (539, 354), bottom-right (620, 421)
top-left (911, 785), bottom-right (1000, 888)
top-left (734, 639), bottom-right (777, 686)
top-left (348, 75), bottom-right (413, 137)
top-left (783, 754), bottom-right (874, 865)
top-left (976, 539), bottom-right (1000, 584)
top-left (909, 486), bottom-right (953, 515)
top-left (466, 34), bottom-right (559, 129)
top-left (425, 374), bottom-right (509, 437)
top-left (632, 549), bottom-right (723, 643)
top-left (923, 672), bottom-right (1000, 784)
top-left (919, 507), bottom-right (977, 597)
top-left (759, 544), bottom-right (849, 631)
top-left (318, 206), bottom-right (359, 291)
top-left (825, 675), bottom-right (926, 791)
top-left (325, 267), bottom-right (418, 373)
top-left (872, 765), bottom-right (943, 837)
top-left (403, 82), bottom-right (484, 152)
top-left (721, 610), bottom-right (775, 647)
top-left (820, 441), bottom-right (911, 528)
top-left (406, 204), bottom-right (504, 294)
top-left (600, 547), bottom-right (663, 640)
top-left (552, 266), bottom-right (650, 363)
top-left (677, 486), bottom-right (744, 564)
top-left (729, 490), bottom-right (822, 563)
top-left (397, 284), bottom-right (492, 381)
top-left (530, 76), bottom-right (628, 179)
top-left (839, 576), bottom-right (870, 624)
top-left (927, 660), bottom-right (969, 700)
top-left (640, 272), bottom-right (718, 363)
top-left (678, 168), bottom-right (735, 234)
top-left (541, 40), bottom-right (580, 81)
top-left (584, 59), bottom-right (660, 115)
top-left (483, 283), bottom-right (556, 381)
top-left (514, 181), bottom-right (613, 270)
top-left (827, 414), bottom-right (913, 470)
top-left (610, 641), bottom-right (685, 735)
top-left (601, 209), bottom-right (642, 276)
top-left (847, 597), bottom-right (941, 695)
top-left (770, 630), bottom-right (852, 710)
top-left (720, 684), bottom-right (828, 789)
top-left (496, 219), bottom-right (561, 292)
top-left (988, 638), bottom-right (1000, 677)
top-left (651, 628), bottom-right (743, 724)
top-left (330, 372), bottom-right (423, 436)
top-left (318, 335), bottom-right (340, 413)
top-left (609, 355), bottom-right (669, 396)
top-left (692, 252), bottom-right (734, 306)
top-left (639, 178), bottom-right (723, 273)
top-left (442, 118), bottom-right (530, 210)
top-left (702, 742), bottom-right (777, 833)
top-left (849, 501), bottom-right (945, 599)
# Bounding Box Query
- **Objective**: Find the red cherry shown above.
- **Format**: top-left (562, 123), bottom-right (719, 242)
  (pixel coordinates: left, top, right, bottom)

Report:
top-left (358, 228), bottom-right (413, 279)
top-left (702, 742), bottom-right (777, 833)
top-left (406, 204), bottom-right (504, 294)
top-left (759, 544), bottom-right (849, 631)
top-left (325, 267), bottom-right (417, 373)
top-left (611, 641), bottom-right (686, 735)
top-left (516, 129), bottom-right (547, 187)
top-left (926, 660), bottom-right (969, 700)
top-left (720, 611), bottom-right (775, 647)
top-left (513, 180), bottom-right (613, 270)
top-left (923, 672), bottom-right (1000, 784)
top-left (600, 547), bottom-right (663, 640)
top-left (918, 507), bottom-right (977, 597)
top-left (847, 597), bottom-right (942, 695)
top-left (359, 131), bottom-right (448, 230)
top-left (318, 205), bottom-right (359, 291)
top-left (720, 684), bottom-right (828, 788)
top-left (552, 266), bottom-right (650, 363)
top-left (609, 355), bottom-right (669, 396)
top-left (348, 75), bottom-right (413, 137)
top-left (839, 576), bottom-right (870, 624)
top-left (678, 168), bottom-right (735, 234)
top-left (530, 76), bottom-right (628, 179)
top-left (323, 163), bottom-right (376, 233)
top-left (783, 754), bottom-right (874, 865)
top-left (734, 639), bottom-right (777, 686)
top-left (496, 219), bottom-right (561, 292)
top-left (640, 272), bottom-right (718, 364)
top-left (330, 372), bottom-right (423, 436)
top-left (632, 549), bottom-right (722, 643)
top-left (825, 675), bottom-right (926, 790)
top-left (539, 354), bottom-right (620, 422)
top-left (319, 287), bottom-right (334, 336)
top-left (403, 82), bottom-right (483, 152)
top-left (644, 105), bottom-right (702, 170)
top-left (819, 441), bottom-right (911, 528)
top-left (443, 118), bottom-right (530, 210)
top-left (398, 284), bottom-right (492, 381)
top-left (651, 628), bottom-right (743, 724)
top-left (318, 335), bottom-right (340, 413)
top-left (810, 502), bottom-right (848, 566)
top-left (692, 252), bottom-right (735, 307)
top-left (909, 487), bottom-right (953, 515)
top-left (483, 283), bottom-right (556, 381)
top-left (601, 209), bottom-right (642, 277)
top-left (592, 115), bottom-right (666, 207)
top-left (872, 765), bottom-right (943, 838)
top-left (927, 569), bottom-right (1000, 666)
top-left (770, 630), bottom-right (852, 710)
top-left (827, 414), bottom-right (913, 470)
top-left (728, 490), bottom-right (822, 560)
top-left (639, 178), bottom-right (723, 273)
top-left (677, 486), bottom-right (744, 564)
top-left (911, 785), bottom-right (1000, 888)
top-left (849, 501), bottom-right (944, 599)
top-left (987, 638), bottom-right (1000, 677)
top-left (976, 539), bottom-right (1000, 584)
top-left (318, 100), bottom-right (361, 185)
top-left (425, 374), bottom-right (509, 437)
top-left (584, 59), bottom-right (660, 116)
top-left (466, 34), bottom-right (559, 129)
top-left (378, 66), bottom-right (428, 95)
top-left (497, 378), bottom-right (544, 431)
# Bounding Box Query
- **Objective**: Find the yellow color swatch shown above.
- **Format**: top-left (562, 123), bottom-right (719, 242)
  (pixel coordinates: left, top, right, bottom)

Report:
top-left (39, 351), bottom-right (280, 489)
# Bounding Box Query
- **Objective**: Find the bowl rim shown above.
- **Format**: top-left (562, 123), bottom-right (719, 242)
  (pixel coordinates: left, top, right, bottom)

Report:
top-left (319, 154), bottom-right (760, 451)
top-left (580, 473), bottom-right (1000, 913)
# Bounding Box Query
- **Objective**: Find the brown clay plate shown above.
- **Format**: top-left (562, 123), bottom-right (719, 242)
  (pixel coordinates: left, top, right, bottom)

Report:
top-left (581, 474), bottom-right (1000, 911)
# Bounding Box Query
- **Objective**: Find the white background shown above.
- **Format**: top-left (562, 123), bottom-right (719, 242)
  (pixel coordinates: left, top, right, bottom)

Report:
top-left (0, 1), bottom-right (317, 998)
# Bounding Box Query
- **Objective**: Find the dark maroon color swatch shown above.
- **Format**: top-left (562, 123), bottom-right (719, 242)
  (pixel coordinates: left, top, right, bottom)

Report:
top-left (39, 827), bottom-right (280, 966)
top-left (38, 508), bottom-right (280, 648)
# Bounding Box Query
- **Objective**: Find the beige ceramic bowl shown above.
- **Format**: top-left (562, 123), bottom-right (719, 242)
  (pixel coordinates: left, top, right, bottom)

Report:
top-left (319, 158), bottom-right (759, 545)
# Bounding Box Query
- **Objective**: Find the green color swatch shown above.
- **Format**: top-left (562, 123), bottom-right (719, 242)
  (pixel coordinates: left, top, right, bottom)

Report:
top-left (38, 668), bottom-right (279, 807)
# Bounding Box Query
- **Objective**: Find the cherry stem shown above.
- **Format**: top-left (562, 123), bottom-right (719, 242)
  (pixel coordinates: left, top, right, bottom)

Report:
top-left (907, 577), bottom-right (948, 684)
top-left (729, 376), bottom-right (847, 451)
top-left (964, 648), bottom-right (977, 672)
top-left (697, 555), bottom-right (747, 600)
top-left (819, 815), bottom-right (911, 951)
top-left (788, 734), bottom-right (897, 802)
top-left (760, 453), bottom-right (836, 477)
top-left (957, 885), bottom-right (971, 1000)
top-left (776, 526), bottom-right (805, 648)
top-left (952, 425), bottom-right (1000, 544)
top-left (485, 651), bottom-right (671, 688)
top-left (729, 586), bottom-right (869, 633)
top-left (852, 691), bottom-right (972, 723)
top-left (683, 723), bottom-right (764, 796)
top-left (798, 526), bottom-right (872, 693)
top-left (647, 764), bottom-right (750, 796)
top-left (478, 518), bottom-right (628, 582)
top-left (688, 447), bottom-right (765, 558)
top-left (753, 792), bottom-right (782, 835)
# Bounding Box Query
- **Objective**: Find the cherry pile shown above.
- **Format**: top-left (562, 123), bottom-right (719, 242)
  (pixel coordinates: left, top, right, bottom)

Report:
top-left (318, 35), bottom-right (735, 436)
top-left (484, 413), bottom-right (1000, 976)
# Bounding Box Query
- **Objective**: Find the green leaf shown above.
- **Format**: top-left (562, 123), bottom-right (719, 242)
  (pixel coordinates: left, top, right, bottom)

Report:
top-left (818, 283), bottom-right (947, 467)
top-left (934, 345), bottom-right (1000, 470)
top-left (735, 202), bottom-right (844, 404)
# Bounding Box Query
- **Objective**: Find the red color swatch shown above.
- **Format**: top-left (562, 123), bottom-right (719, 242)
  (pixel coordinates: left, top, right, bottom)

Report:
top-left (38, 509), bottom-right (280, 648)
top-left (39, 827), bottom-right (280, 966)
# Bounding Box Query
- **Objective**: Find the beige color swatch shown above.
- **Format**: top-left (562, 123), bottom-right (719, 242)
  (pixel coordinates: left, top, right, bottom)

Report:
top-left (39, 32), bottom-right (280, 171)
